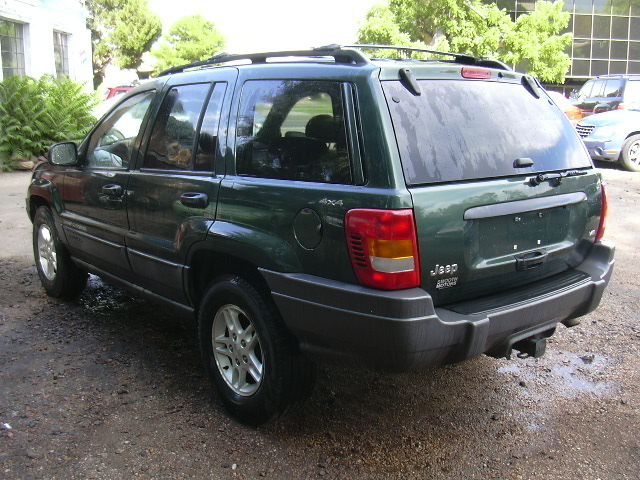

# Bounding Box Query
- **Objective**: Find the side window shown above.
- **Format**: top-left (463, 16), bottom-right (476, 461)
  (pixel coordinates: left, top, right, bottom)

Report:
top-left (624, 81), bottom-right (640, 105)
top-left (144, 83), bottom-right (210, 170)
top-left (603, 79), bottom-right (624, 97)
top-left (195, 83), bottom-right (226, 171)
top-left (280, 93), bottom-right (333, 136)
top-left (85, 91), bottom-right (154, 169)
top-left (235, 80), bottom-right (352, 184)
top-left (577, 80), bottom-right (594, 99)
top-left (590, 79), bottom-right (605, 97)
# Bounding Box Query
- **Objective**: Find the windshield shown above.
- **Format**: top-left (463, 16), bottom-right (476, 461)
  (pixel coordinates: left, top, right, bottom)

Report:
top-left (382, 79), bottom-right (592, 185)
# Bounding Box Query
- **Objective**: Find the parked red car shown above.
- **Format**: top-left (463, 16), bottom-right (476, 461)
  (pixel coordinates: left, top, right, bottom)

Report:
top-left (105, 86), bottom-right (133, 100)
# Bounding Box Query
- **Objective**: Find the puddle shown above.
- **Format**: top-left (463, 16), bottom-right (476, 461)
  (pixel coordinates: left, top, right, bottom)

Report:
top-left (498, 350), bottom-right (614, 398)
top-left (551, 365), bottom-right (610, 395)
top-left (79, 275), bottom-right (140, 315)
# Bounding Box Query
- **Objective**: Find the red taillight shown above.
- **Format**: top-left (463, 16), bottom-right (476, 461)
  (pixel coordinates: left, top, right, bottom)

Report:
top-left (345, 209), bottom-right (421, 290)
top-left (461, 67), bottom-right (492, 79)
top-left (596, 183), bottom-right (608, 242)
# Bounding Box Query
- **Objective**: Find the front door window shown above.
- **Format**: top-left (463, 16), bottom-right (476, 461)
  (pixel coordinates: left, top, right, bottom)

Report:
top-left (85, 91), bottom-right (155, 169)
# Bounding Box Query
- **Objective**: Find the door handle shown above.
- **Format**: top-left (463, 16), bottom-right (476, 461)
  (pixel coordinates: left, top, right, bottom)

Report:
top-left (101, 184), bottom-right (123, 197)
top-left (515, 251), bottom-right (548, 271)
top-left (180, 192), bottom-right (208, 208)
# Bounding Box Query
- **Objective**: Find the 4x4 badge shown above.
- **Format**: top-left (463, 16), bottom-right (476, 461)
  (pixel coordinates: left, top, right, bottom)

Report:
top-left (430, 263), bottom-right (458, 277)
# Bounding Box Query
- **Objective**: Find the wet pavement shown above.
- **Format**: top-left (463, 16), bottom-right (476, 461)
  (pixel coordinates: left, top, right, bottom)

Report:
top-left (1, 167), bottom-right (639, 479)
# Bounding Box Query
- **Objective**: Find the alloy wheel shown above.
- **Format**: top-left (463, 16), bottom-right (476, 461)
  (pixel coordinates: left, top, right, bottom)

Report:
top-left (212, 304), bottom-right (264, 396)
top-left (629, 140), bottom-right (640, 166)
top-left (37, 224), bottom-right (57, 281)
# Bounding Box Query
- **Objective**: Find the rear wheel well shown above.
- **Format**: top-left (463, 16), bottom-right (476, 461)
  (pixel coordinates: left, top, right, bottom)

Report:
top-left (29, 196), bottom-right (49, 221)
top-left (188, 250), bottom-right (271, 309)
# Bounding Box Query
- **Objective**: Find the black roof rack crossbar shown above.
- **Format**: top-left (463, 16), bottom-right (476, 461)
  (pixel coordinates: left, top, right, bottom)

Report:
top-left (343, 44), bottom-right (475, 63)
top-left (342, 44), bottom-right (511, 71)
top-left (157, 47), bottom-right (369, 77)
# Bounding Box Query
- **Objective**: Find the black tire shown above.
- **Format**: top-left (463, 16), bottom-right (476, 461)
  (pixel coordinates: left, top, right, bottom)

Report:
top-left (32, 206), bottom-right (87, 299)
top-left (620, 134), bottom-right (640, 172)
top-left (198, 274), bottom-right (315, 425)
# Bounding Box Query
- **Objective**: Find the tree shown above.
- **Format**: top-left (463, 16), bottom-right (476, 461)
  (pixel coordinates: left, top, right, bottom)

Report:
top-left (152, 15), bottom-right (225, 75)
top-left (506, 2), bottom-right (572, 84)
top-left (358, 0), bottom-right (572, 83)
top-left (86, 0), bottom-right (162, 89)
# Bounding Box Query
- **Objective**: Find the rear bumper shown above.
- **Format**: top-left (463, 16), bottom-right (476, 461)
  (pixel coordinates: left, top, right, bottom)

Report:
top-left (260, 242), bottom-right (614, 371)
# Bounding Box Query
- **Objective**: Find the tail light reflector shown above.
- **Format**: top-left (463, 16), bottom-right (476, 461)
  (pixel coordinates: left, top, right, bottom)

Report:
top-left (595, 183), bottom-right (608, 242)
top-left (345, 209), bottom-right (421, 290)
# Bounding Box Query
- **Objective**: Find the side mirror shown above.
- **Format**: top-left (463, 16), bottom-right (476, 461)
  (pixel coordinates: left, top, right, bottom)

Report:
top-left (48, 142), bottom-right (78, 166)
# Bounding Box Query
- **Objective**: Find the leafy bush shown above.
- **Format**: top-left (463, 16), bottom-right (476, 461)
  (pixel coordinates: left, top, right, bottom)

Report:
top-left (0, 76), bottom-right (97, 171)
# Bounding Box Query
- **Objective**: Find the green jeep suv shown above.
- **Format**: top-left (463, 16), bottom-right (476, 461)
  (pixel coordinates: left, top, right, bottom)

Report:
top-left (27, 45), bottom-right (614, 424)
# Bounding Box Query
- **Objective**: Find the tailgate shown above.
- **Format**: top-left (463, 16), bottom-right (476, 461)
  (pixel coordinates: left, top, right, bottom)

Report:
top-left (381, 69), bottom-right (601, 305)
top-left (409, 174), bottom-right (602, 305)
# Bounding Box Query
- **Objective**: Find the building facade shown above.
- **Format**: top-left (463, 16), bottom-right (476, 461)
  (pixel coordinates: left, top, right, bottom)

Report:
top-left (0, 0), bottom-right (92, 86)
top-left (491, 0), bottom-right (640, 86)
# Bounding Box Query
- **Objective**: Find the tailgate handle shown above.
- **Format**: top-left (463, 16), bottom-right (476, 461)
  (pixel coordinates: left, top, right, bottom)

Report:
top-left (514, 157), bottom-right (534, 168)
top-left (515, 251), bottom-right (548, 271)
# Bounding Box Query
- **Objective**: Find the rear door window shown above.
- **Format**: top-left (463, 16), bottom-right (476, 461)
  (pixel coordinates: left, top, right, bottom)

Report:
top-left (235, 80), bottom-right (352, 184)
top-left (603, 79), bottom-right (624, 97)
top-left (144, 83), bottom-right (210, 170)
top-left (194, 83), bottom-right (226, 171)
top-left (624, 81), bottom-right (640, 107)
top-left (382, 79), bottom-right (591, 185)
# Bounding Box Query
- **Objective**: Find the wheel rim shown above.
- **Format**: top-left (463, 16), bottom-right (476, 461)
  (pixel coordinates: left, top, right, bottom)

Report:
top-left (629, 141), bottom-right (640, 166)
top-left (37, 224), bottom-right (57, 281)
top-left (211, 304), bottom-right (264, 396)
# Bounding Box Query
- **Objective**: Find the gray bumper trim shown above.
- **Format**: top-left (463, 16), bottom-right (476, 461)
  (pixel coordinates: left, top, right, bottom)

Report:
top-left (260, 242), bottom-right (614, 371)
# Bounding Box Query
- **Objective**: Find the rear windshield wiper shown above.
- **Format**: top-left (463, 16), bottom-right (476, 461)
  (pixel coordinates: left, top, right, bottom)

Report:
top-left (529, 169), bottom-right (588, 186)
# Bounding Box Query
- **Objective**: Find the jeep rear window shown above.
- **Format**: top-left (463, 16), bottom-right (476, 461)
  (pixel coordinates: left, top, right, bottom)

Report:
top-left (382, 80), bottom-right (591, 185)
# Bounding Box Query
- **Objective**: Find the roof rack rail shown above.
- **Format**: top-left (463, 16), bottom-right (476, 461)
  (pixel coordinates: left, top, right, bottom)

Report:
top-left (156, 46), bottom-right (369, 77)
top-left (156, 44), bottom-right (511, 77)
top-left (343, 44), bottom-right (473, 62)
top-left (342, 44), bottom-right (511, 71)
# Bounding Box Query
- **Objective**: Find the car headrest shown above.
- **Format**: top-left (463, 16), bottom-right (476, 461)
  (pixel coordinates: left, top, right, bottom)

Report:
top-left (305, 115), bottom-right (342, 143)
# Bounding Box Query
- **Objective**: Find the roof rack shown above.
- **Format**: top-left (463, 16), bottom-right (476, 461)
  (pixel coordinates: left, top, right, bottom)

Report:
top-left (156, 44), bottom-right (510, 77)
top-left (343, 44), bottom-right (475, 63)
top-left (343, 44), bottom-right (511, 71)
top-left (156, 46), bottom-right (368, 77)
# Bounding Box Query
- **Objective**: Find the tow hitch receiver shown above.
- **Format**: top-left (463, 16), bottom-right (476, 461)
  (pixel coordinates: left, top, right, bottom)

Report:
top-left (513, 337), bottom-right (547, 359)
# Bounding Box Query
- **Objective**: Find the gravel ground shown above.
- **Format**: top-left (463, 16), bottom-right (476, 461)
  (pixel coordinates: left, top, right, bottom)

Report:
top-left (1, 167), bottom-right (639, 479)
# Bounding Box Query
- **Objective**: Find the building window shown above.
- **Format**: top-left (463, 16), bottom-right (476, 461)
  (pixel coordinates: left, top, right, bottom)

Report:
top-left (0, 19), bottom-right (25, 79)
top-left (53, 31), bottom-right (69, 78)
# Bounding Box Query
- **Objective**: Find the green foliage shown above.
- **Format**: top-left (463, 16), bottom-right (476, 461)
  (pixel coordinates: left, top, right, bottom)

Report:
top-left (506, 2), bottom-right (572, 83)
top-left (0, 76), bottom-right (97, 171)
top-left (86, 0), bottom-right (162, 88)
top-left (152, 15), bottom-right (226, 75)
top-left (358, 0), bottom-right (572, 83)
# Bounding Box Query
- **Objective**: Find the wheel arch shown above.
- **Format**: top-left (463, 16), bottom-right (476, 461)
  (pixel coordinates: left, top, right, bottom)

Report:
top-left (185, 229), bottom-right (301, 309)
top-left (28, 194), bottom-right (50, 221)
top-left (625, 131), bottom-right (640, 141)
